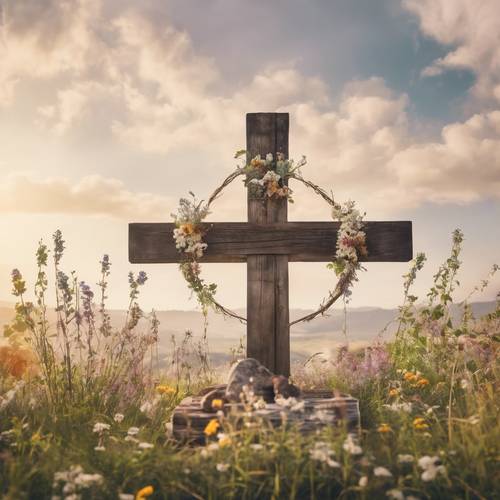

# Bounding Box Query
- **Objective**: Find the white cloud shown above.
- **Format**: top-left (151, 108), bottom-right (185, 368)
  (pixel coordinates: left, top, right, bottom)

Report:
top-left (403, 0), bottom-right (500, 102)
top-left (0, 0), bottom-right (498, 217)
top-left (0, 0), bottom-right (102, 105)
top-left (0, 173), bottom-right (173, 220)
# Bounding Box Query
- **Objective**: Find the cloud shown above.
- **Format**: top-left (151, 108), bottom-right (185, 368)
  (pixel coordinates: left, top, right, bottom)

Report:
top-left (0, 173), bottom-right (173, 220)
top-left (0, 0), bottom-right (102, 105)
top-left (403, 0), bottom-right (500, 103)
top-left (0, 0), bottom-right (499, 216)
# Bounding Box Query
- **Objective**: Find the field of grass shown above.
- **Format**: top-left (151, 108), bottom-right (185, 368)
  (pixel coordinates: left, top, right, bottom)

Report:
top-left (0, 229), bottom-right (498, 499)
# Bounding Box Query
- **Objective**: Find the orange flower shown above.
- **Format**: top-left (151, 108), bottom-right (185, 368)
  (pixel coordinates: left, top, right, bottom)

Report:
top-left (204, 418), bottom-right (220, 436)
top-left (377, 423), bottom-right (392, 434)
top-left (404, 372), bottom-right (417, 382)
top-left (136, 485), bottom-right (154, 500)
top-left (0, 344), bottom-right (38, 379)
top-left (416, 378), bottom-right (429, 388)
top-left (180, 223), bottom-right (195, 235)
top-left (389, 388), bottom-right (399, 397)
top-left (211, 399), bottom-right (224, 410)
top-left (413, 417), bottom-right (429, 430)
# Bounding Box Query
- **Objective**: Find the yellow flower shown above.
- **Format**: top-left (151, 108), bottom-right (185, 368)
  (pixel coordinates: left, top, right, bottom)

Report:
top-left (377, 423), bottom-right (392, 434)
top-left (211, 399), bottom-right (224, 410)
top-left (136, 485), bottom-right (154, 500)
top-left (389, 388), bottom-right (399, 397)
top-left (156, 384), bottom-right (175, 395)
top-left (413, 417), bottom-right (429, 430)
top-left (204, 418), bottom-right (220, 436)
top-left (416, 378), bottom-right (429, 388)
top-left (218, 435), bottom-right (232, 447)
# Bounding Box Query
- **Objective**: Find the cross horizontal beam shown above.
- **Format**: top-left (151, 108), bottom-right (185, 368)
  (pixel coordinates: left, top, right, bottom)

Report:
top-left (129, 221), bottom-right (412, 264)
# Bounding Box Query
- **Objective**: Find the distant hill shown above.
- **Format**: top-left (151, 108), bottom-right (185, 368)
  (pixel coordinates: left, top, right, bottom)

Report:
top-left (1, 300), bottom-right (496, 363)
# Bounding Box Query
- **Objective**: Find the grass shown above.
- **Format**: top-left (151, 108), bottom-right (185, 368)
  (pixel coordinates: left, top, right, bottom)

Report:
top-left (0, 229), bottom-right (498, 499)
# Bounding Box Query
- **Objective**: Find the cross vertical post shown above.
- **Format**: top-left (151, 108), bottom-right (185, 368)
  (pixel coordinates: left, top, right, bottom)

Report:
top-left (246, 113), bottom-right (290, 376)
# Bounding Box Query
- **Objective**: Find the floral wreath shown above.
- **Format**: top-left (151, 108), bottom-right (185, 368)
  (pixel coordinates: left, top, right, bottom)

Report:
top-left (172, 151), bottom-right (367, 325)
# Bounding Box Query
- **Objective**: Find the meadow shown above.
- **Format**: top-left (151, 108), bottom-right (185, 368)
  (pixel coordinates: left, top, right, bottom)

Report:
top-left (0, 229), bottom-right (498, 499)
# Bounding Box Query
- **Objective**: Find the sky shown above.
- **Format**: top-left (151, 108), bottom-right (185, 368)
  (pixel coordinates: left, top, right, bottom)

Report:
top-left (0, 0), bottom-right (499, 314)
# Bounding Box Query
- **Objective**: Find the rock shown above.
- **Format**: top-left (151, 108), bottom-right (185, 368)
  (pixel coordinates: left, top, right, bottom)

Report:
top-left (196, 384), bottom-right (227, 397)
top-left (225, 358), bottom-right (275, 402)
top-left (200, 388), bottom-right (228, 413)
top-left (272, 375), bottom-right (301, 399)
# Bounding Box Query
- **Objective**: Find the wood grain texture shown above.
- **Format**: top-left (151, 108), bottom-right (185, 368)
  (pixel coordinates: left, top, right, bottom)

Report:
top-left (246, 113), bottom-right (290, 375)
top-left (171, 390), bottom-right (360, 443)
top-left (129, 221), bottom-right (413, 263)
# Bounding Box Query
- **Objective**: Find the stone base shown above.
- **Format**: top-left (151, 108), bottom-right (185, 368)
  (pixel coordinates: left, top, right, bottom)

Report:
top-left (172, 387), bottom-right (360, 444)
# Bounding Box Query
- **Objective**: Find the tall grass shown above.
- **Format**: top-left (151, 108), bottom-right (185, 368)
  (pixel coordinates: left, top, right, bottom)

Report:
top-left (0, 229), bottom-right (498, 499)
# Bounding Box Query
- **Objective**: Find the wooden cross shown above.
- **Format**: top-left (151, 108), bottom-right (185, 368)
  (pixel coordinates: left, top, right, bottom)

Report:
top-left (129, 113), bottom-right (412, 376)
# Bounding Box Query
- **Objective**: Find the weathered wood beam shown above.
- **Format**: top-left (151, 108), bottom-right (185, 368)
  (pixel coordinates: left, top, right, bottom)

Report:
top-left (129, 221), bottom-right (413, 263)
top-left (246, 113), bottom-right (290, 375)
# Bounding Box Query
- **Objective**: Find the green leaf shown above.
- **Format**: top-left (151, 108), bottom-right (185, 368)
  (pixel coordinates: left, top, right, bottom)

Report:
top-left (234, 149), bottom-right (246, 159)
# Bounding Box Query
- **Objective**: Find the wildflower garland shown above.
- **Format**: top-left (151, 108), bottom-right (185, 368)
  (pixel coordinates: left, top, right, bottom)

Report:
top-left (172, 151), bottom-right (367, 325)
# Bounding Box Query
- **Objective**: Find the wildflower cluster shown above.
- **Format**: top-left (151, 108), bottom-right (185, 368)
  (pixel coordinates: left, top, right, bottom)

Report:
top-left (244, 152), bottom-right (304, 200)
top-left (172, 194), bottom-right (209, 259)
top-left (52, 465), bottom-right (103, 499)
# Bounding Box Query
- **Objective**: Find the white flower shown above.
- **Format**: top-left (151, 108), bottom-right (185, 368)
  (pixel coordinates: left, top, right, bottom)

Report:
top-left (417, 455), bottom-right (439, 469)
top-left (326, 458), bottom-right (341, 468)
top-left (397, 454), bottom-right (414, 464)
top-left (358, 476), bottom-right (368, 487)
top-left (127, 426), bottom-right (140, 436)
top-left (374, 466), bottom-right (392, 477)
top-left (253, 398), bottom-right (267, 410)
top-left (140, 401), bottom-right (153, 414)
top-left (386, 489), bottom-right (404, 500)
top-left (250, 443), bottom-right (264, 451)
top-left (92, 422), bottom-right (110, 434)
top-left (114, 413), bottom-right (124, 423)
top-left (343, 434), bottom-right (362, 455)
top-left (94, 446), bottom-right (106, 452)
top-left (216, 462), bottom-right (230, 472)
top-left (418, 455), bottom-right (446, 482)
top-left (74, 473), bottom-right (103, 487)
top-left (384, 402), bottom-right (412, 413)
top-left (266, 153), bottom-right (273, 163)
top-left (138, 442), bottom-right (154, 449)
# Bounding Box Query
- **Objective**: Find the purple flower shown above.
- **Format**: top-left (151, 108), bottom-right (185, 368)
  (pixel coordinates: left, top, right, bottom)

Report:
top-left (80, 281), bottom-right (95, 321)
top-left (334, 341), bottom-right (391, 388)
top-left (56, 271), bottom-right (73, 305)
top-left (11, 268), bottom-right (26, 296)
top-left (137, 271), bottom-right (148, 286)
top-left (53, 230), bottom-right (65, 265)
top-left (100, 254), bottom-right (111, 274)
